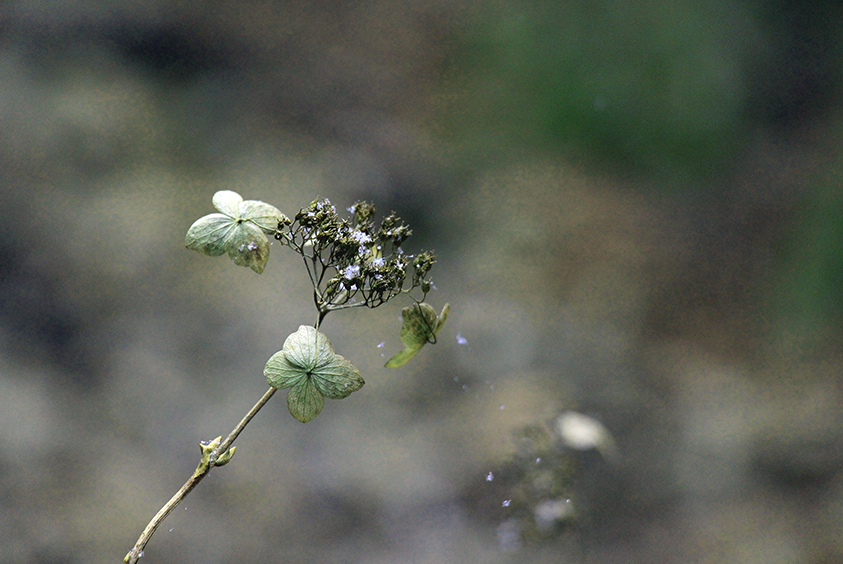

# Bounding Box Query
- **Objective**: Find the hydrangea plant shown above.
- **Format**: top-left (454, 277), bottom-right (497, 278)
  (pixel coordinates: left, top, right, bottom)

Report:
top-left (124, 192), bottom-right (447, 563)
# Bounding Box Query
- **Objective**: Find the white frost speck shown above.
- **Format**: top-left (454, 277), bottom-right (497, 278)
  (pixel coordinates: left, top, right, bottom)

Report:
top-left (456, 333), bottom-right (468, 345)
top-left (343, 265), bottom-right (360, 279)
top-left (502, 499), bottom-right (511, 507)
top-left (377, 342), bottom-right (385, 348)
top-left (486, 472), bottom-right (494, 481)
top-left (499, 405), bottom-right (505, 410)
top-left (351, 231), bottom-right (371, 244)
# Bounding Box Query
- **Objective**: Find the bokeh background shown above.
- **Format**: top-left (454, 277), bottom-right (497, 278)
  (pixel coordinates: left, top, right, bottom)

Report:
top-left (2, 1), bottom-right (843, 562)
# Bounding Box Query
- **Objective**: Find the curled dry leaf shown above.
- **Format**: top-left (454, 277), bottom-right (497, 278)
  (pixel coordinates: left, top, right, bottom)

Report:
top-left (385, 302), bottom-right (450, 368)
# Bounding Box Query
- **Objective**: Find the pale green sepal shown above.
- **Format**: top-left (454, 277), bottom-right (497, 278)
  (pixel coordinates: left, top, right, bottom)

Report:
top-left (185, 213), bottom-right (238, 256)
top-left (264, 325), bottom-right (365, 422)
top-left (287, 377), bottom-right (325, 423)
top-left (239, 200), bottom-right (285, 232)
top-left (264, 350), bottom-right (307, 389)
top-left (282, 325), bottom-right (334, 371)
top-left (312, 355), bottom-right (364, 399)
top-left (226, 220), bottom-right (271, 274)
top-left (185, 190), bottom-right (287, 274)
top-left (212, 190), bottom-right (243, 218)
top-left (385, 303), bottom-right (450, 368)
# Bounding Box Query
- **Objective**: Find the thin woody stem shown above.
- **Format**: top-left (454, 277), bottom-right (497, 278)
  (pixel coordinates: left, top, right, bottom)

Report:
top-left (211, 386), bottom-right (277, 464)
top-left (124, 386), bottom-right (277, 564)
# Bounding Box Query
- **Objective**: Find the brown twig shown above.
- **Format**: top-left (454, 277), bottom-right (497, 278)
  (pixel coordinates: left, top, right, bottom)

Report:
top-left (123, 386), bottom-right (277, 563)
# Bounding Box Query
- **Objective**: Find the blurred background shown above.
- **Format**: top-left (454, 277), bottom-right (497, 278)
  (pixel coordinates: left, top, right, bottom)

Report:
top-left (2, 0), bottom-right (843, 562)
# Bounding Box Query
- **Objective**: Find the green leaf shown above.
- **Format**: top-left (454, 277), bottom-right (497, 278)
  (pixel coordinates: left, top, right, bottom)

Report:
top-left (185, 190), bottom-right (286, 274)
top-left (385, 302), bottom-right (450, 368)
top-left (264, 326), bottom-right (364, 422)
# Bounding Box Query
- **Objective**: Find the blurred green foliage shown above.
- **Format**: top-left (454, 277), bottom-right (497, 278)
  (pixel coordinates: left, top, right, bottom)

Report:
top-left (774, 158), bottom-right (843, 346)
top-left (443, 0), bottom-right (755, 182)
top-left (439, 0), bottom-right (843, 347)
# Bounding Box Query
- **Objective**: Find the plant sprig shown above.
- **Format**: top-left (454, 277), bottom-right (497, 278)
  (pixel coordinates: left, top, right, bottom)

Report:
top-left (126, 192), bottom-right (448, 563)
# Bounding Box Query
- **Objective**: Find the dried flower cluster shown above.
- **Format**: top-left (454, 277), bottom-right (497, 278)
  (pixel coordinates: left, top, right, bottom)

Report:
top-left (274, 198), bottom-right (436, 320)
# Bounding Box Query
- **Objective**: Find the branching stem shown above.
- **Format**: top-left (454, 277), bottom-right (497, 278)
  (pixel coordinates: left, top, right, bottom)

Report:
top-left (124, 386), bottom-right (277, 563)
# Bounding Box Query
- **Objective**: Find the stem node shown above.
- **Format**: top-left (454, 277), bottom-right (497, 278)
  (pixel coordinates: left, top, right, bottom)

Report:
top-left (123, 387), bottom-right (277, 564)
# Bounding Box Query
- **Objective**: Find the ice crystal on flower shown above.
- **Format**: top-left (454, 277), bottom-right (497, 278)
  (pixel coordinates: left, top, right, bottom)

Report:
top-left (343, 265), bottom-right (360, 279)
top-left (351, 231), bottom-right (372, 244)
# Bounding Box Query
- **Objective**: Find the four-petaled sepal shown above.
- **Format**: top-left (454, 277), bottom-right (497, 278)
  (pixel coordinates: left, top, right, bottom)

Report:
top-left (264, 326), bottom-right (365, 423)
top-left (185, 190), bottom-right (287, 274)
